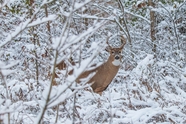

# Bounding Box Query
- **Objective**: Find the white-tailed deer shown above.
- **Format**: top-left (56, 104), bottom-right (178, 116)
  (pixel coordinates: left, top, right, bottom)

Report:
top-left (52, 57), bottom-right (75, 85)
top-left (76, 36), bottom-right (126, 95)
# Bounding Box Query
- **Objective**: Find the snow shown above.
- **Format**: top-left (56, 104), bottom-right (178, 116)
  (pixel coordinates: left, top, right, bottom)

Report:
top-left (0, 19), bottom-right (30, 47)
top-left (5, 99), bottom-right (11, 108)
top-left (52, 37), bottom-right (61, 49)
top-left (1, 69), bottom-right (16, 76)
top-left (28, 15), bottom-right (57, 27)
top-left (6, 0), bottom-right (20, 8)
top-left (0, 61), bottom-right (5, 67)
top-left (125, 9), bottom-right (150, 24)
top-left (135, 54), bottom-right (154, 77)
top-left (0, 61), bottom-right (19, 69)
top-left (74, 0), bottom-right (91, 10)
top-left (1, 0), bottom-right (186, 124)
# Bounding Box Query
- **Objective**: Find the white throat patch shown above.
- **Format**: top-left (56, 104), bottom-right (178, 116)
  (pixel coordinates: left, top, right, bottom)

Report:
top-left (112, 60), bottom-right (120, 66)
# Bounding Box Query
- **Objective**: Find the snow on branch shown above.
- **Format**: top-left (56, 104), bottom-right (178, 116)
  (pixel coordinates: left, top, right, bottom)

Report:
top-left (74, 14), bottom-right (114, 21)
top-left (60, 0), bottom-right (92, 17)
top-left (134, 54), bottom-right (154, 77)
top-left (48, 42), bottom-right (101, 106)
top-left (0, 19), bottom-right (32, 47)
top-left (0, 0), bottom-right (8, 9)
top-left (125, 10), bottom-right (150, 24)
top-left (59, 20), bottom-right (107, 51)
top-left (0, 0), bottom-right (53, 48)
top-left (0, 60), bottom-right (18, 76)
top-left (74, 0), bottom-right (92, 11)
top-left (27, 15), bottom-right (57, 27)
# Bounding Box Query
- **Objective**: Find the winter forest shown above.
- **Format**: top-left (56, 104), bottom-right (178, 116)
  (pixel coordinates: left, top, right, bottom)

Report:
top-left (0, 0), bottom-right (186, 123)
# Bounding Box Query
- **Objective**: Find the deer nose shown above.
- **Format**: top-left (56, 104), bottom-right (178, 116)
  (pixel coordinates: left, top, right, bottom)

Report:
top-left (115, 56), bottom-right (120, 60)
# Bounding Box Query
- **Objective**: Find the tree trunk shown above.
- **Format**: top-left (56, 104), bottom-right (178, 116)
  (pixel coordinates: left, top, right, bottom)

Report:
top-left (148, 0), bottom-right (156, 54)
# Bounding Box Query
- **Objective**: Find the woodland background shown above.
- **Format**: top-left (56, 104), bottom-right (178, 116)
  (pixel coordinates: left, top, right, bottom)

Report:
top-left (0, 0), bottom-right (186, 123)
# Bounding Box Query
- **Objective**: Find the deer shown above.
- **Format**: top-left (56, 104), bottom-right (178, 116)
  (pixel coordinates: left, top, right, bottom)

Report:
top-left (76, 35), bottom-right (126, 95)
top-left (52, 57), bottom-right (75, 85)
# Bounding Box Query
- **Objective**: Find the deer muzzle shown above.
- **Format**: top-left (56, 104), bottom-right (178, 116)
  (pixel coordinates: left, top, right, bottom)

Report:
top-left (115, 56), bottom-right (120, 60)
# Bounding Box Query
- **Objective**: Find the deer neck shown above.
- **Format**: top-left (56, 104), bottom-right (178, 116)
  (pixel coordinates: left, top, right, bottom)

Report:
top-left (105, 57), bottom-right (120, 70)
top-left (112, 59), bottom-right (120, 66)
top-left (107, 56), bottom-right (121, 66)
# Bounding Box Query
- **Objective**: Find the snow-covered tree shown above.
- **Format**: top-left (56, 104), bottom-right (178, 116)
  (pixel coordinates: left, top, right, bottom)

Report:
top-left (0, 0), bottom-right (186, 123)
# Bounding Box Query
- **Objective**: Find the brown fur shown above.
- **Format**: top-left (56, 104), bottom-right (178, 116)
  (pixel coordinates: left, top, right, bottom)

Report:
top-left (76, 36), bottom-right (126, 95)
top-left (52, 58), bottom-right (74, 85)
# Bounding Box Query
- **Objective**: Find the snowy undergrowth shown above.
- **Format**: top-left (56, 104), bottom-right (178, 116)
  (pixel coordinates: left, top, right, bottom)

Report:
top-left (1, 54), bottom-right (186, 124)
top-left (1, 0), bottom-right (186, 123)
top-left (70, 54), bottom-right (186, 124)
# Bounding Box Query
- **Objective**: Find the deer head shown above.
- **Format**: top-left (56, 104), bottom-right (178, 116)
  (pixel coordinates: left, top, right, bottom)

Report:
top-left (105, 36), bottom-right (126, 66)
top-left (76, 35), bottom-right (126, 95)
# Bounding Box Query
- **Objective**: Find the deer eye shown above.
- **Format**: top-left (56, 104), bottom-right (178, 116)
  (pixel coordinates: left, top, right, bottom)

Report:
top-left (119, 51), bottom-right (121, 54)
top-left (111, 51), bottom-right (115, 54)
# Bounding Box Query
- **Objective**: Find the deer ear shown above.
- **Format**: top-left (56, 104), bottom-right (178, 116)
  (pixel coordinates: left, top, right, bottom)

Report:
top-left (105, 46), bottom-right (111, 52)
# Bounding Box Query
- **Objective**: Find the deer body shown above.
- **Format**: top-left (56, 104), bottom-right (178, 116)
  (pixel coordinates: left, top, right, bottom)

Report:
top-left (76, 36), bottom-right (126, 95)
